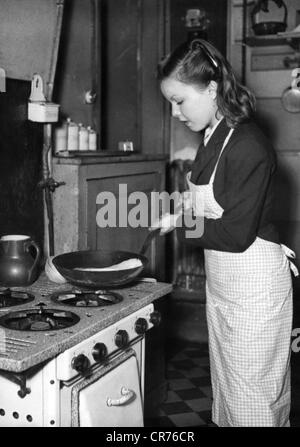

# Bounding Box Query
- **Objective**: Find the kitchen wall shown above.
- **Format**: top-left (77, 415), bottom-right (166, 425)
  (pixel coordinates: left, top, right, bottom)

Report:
top-left (55, 0), bottom-right (168, 154)
top-left (0, 0), bottom-right (63, 249)
top-left (0, 0), bottom-right (101, 252)
top-left (0, 80), bottom-right (44, 246)
top-left (100, 0), bottom-right (167, 153)
top-left (54, 0), bottom-right (97, 131)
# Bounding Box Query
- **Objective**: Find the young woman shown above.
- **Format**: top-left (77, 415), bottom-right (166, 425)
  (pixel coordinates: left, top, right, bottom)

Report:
top-left (155, 39), bottom-right (298, 427)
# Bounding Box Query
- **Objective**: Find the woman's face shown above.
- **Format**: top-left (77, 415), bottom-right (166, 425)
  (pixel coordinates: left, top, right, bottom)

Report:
top-left (160, 76), bottom-right (219, 132)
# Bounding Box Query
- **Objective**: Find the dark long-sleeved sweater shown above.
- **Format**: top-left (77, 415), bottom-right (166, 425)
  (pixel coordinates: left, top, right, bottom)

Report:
top-left (176, 119), bottom-right (280, 252)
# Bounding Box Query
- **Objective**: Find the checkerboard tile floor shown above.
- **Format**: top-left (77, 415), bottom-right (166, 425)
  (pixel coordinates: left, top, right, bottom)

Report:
top-left (145, 333), bottom-right (300, 428)
top-left (145, 341), bottom-right (215, 427)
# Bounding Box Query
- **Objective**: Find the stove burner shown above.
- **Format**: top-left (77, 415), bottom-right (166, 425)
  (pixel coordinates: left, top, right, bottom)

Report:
top-left (0, 308), bottom-right (80, 331)
top-left (0, 288), bottom-right (35, 308)
top-left (50, 289), bottom-right (123, 307)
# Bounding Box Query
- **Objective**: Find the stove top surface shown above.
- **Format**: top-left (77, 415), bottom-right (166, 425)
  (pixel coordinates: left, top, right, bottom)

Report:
top-left (0, 273), bottom-right (172, 372)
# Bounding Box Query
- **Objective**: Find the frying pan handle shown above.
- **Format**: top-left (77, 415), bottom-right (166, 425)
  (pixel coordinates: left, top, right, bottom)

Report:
top-left (140, 228), bottom-right (161, 256)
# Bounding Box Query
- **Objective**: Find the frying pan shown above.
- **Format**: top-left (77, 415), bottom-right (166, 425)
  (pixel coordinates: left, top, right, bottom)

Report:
top-left (52, 228), bottom-right (161, 288)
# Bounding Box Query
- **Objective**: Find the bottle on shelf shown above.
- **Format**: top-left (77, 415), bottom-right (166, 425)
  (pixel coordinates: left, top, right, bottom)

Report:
top-left (54, 121), bottom-right (68, 153)
top-left (67, 118), bottom-right (79, 151)
top-left (78, 123), bottom-right (89, 151)
top-left (87, 126), bottom-right (97, 151)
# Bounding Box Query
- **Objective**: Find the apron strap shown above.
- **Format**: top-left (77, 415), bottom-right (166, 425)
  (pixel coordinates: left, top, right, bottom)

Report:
top-left (209, 128), bottom-right (235, 185)
top-left (281, 243), bottom-right (299, 277)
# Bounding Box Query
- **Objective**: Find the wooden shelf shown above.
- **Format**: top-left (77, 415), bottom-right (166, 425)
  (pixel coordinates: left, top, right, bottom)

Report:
top-left (245, 33), bottom-right (300, 51)
top-left (245, 35), bottom-right (288, 47)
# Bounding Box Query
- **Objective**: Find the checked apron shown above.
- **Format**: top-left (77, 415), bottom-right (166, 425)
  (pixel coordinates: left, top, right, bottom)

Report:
top-left (186, 128), bottom-right (297, 427)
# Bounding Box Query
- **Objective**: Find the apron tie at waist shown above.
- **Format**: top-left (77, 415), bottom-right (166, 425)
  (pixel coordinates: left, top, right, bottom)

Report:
top-left (281, 244), bottom-right (299, 277)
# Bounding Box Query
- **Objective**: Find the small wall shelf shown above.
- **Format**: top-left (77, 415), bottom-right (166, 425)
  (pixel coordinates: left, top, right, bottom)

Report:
top-left (245, 33), bottom-right (300, 51)
top-left (245, 35), bottom-right (287, 47)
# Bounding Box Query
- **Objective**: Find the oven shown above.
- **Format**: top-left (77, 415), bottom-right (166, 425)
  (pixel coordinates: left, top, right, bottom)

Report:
top-left (0, 276), bottom-right (169, 427)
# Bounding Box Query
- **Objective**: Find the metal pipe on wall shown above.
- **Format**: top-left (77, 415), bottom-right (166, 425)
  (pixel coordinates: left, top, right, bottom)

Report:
top-left (41, 0), bottom-right (65, 256)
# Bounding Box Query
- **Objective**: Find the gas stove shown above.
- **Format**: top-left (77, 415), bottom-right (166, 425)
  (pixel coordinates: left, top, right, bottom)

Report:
top-left (0, 273), bottom-right (171, 373)
top-left (0, 273), bottom-right (172, 427)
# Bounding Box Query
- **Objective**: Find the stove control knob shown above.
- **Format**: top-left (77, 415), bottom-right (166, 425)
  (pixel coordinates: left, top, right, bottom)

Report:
top-left (115, 330), bottom-right (129, 349)
top-left (135, 317), bottom-right (148, 335)
top-left (71, 354), bottom-right (90, 374)
top-left (92, 343), bottom-right (108, 362)
top-left (150, 310), bottom-right (162, 327)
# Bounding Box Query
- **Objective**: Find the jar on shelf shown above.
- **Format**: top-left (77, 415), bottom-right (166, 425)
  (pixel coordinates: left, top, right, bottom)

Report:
top-left (87, 126), bottom-right (97, 151)
top-left (67, 118), bottom-right (79, 151)
top-left (78, 124), bottom-right (89, 151)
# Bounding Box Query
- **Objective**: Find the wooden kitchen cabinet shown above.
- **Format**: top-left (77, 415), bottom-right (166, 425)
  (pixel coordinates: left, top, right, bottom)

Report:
top-left (52, 155), bottom-right (167, 281)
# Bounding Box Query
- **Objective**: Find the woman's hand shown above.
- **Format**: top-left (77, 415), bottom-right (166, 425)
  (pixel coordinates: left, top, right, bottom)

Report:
top-left (180, 191), bottom-right (193, 213)
top-left (150, 213), bottom-right (180, 235)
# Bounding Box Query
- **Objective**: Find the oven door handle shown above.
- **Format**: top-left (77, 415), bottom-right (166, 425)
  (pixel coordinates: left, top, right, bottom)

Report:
top-left (106, 386), bottom-right (136, 407)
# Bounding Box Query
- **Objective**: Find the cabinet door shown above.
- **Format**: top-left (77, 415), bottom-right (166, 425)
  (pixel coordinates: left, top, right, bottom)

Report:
top-left (85, 162), bottom-right (166, 280)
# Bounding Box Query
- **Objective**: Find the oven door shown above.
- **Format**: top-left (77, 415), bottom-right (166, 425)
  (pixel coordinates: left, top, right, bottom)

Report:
top-left (68, 349), bottom-right (144, 427)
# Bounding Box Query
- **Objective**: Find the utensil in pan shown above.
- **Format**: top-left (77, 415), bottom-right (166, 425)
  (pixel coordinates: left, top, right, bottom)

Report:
top-left (52, 228), bottom-right (161, 288)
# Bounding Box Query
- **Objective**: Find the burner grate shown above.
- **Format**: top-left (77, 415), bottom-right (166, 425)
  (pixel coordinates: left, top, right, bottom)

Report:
top-left (0, 309), bottom-right (80, 331)
top-left (50, 290), bottom-right (123, 307)
top-left (0, 289), bottom-right (35, 308)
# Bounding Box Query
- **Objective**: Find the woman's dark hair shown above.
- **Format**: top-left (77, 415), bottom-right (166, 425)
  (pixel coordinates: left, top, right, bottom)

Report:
top-left (158, 39), bottom-right (256, 128)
